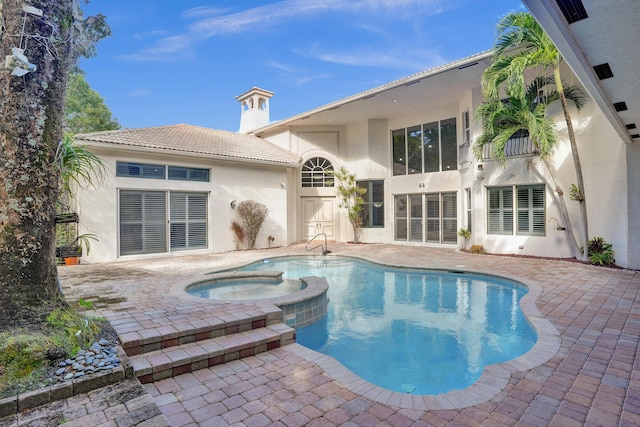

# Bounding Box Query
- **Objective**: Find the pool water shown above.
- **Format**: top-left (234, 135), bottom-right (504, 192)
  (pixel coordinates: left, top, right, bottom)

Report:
top-left (188, 277), bottom-right (304, 300)
top-left (236, 256), bottom-right (537, 395)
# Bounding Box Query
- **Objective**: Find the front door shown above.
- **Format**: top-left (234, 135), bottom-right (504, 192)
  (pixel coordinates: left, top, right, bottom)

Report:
top-left (303, 197), bottom-right (335, 240)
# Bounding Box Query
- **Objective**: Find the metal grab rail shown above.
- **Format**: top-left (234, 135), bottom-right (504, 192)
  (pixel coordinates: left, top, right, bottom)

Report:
top-left (305, 233), bottom-right (332, 255)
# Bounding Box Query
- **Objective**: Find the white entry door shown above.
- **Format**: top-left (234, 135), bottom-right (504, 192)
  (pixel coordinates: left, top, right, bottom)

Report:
top-left (302, 197), bottom-right (335, 240)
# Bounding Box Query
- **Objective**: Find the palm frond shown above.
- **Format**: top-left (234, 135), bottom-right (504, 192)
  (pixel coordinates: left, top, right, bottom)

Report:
top-left (55, 134), bottom-right (106, 197)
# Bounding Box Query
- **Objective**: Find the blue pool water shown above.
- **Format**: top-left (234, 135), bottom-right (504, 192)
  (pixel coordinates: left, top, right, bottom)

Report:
top-left (236, 256), bottom-right (537, 395)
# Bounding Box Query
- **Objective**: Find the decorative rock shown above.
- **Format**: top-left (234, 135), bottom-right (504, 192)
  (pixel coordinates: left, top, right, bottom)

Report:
top-left (55, 338), bottom-right (120, 382)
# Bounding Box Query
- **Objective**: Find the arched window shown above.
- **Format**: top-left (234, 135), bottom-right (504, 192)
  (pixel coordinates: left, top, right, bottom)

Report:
top-left (301, 157), bottom-right (334, 187)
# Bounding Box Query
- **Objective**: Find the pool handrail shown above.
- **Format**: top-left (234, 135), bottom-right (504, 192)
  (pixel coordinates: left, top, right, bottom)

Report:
top-left (305, 233), bottom-right (331, 255)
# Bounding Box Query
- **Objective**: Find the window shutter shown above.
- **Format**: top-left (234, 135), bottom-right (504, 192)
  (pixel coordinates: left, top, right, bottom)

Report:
top-left (170, 192), bottom-right (208, 250)
top-left (394, 195), bottom-right (408, 241)
top-left (531, 185), bottom-right (545, 234)
top-left (119, 191), bottom-right (166, 255)
top-left (488, 187), bottom-right (513, 234)
top-left (516, 185), bottom-right (545, 235)
top-left (426, 194), bottom-right (440, 242)
top-left (187, 194), bottom-right (208, 248)
top-left (441, 192), bottom-right (457, 244)
top-left (410, 195), bottom-right (423, 242)
top-left (170, 193), bottom-right (187, 249)
top-left (517, 187), bottom-right (530, 233)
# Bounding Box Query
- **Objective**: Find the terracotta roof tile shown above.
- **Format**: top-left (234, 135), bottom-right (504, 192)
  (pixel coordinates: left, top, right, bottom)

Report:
top-left (76, 124), bottom-right (300, 167)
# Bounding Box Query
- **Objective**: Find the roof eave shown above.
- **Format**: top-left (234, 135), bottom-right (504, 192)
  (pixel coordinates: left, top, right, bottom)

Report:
top-left (248, 50), bottom-right (494, 136)
top-left (76, 140), bottom-right (301, 169)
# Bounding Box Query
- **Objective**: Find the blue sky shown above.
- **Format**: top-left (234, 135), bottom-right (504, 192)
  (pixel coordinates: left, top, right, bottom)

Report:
top-left (81, 0), bottom-right (525, 132)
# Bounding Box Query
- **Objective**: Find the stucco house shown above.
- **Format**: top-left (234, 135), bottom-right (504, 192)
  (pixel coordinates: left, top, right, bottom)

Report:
top-left (73, 0), bottom-right (639, 270)
top-left (73, 123), bottom-right (299, 262)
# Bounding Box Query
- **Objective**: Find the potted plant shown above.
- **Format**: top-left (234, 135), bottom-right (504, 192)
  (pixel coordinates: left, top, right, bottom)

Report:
top-left (57, 233), bottom-right (98, 265)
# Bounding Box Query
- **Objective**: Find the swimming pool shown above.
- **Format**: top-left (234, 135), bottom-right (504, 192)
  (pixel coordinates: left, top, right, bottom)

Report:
top-left (188, 276), bottom-right (305, 300)
top-left (235, 256), bottom-right (537, 395)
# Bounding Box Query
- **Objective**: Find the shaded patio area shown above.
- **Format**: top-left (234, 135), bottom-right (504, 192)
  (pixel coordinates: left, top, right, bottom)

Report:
top-left (51, 243), bottom-right (640, 426)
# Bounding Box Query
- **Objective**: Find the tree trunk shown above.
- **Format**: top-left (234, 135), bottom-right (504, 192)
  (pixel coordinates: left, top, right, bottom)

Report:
top-left (554, 67), bottom-right (589, 260)
top-left (541, 157), bottom-right (580, 258)
top-left (0, 0), bottom-right (74, 328)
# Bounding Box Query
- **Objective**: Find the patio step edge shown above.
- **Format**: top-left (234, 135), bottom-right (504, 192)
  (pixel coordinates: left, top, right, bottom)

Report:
top-left (130, 323), bottom-right (296, 383)
top-left (118, 306), bottom-right (283, 356)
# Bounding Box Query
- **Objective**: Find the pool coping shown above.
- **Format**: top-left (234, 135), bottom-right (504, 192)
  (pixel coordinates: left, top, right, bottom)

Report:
top-left (170, 253), bottom-right (561, 411)
top-left (169, 271), bottom-right (329, 308)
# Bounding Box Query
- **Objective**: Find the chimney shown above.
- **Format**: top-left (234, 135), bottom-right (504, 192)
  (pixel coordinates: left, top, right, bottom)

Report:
top-left (236, 87), bottom-right (274, 133)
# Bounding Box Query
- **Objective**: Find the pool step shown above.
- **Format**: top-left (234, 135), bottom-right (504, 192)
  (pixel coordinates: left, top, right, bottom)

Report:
top-left (117, 306), bottom-right (283, 357)
top-left (130, 323), bottom-right (296, 383)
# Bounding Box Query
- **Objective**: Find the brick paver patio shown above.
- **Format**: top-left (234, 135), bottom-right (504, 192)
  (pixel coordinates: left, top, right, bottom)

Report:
top-left (16, 243), bottom-right (640, 426)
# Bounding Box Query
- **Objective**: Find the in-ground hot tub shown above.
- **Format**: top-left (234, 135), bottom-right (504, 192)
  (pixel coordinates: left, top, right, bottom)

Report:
top-left (187, 273), bottom-right (305, 300)
top-left (185, 270), bottom-right (329, 329)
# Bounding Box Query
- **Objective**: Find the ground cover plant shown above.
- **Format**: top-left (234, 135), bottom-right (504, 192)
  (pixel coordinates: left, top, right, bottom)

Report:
top-left (0, 305), bottom-right (104, 398)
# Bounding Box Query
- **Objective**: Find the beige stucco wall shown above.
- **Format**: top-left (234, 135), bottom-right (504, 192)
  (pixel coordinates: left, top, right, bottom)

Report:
top-left (259, 77), bottom-right (636, 268)
top-left (74, 148), bottom-right (291, 263)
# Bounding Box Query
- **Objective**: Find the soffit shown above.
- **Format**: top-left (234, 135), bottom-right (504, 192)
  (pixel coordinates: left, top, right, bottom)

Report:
top-left (252, 52), bottom-right (492, 132)
top-left (524, 0), bottom-right (640, 143)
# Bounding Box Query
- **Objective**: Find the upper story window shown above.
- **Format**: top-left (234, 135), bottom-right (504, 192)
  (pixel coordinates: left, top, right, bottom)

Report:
top-left (302, 157), bottom-right (334, 187)
top-left (392, 117), bottom-right (457, 176)
top-left (463, 110), bottom-right (471, 144)
top-left (116, 162), bottom-right (165, 179)
top-left (116, 162), bottom-right (210, 182)
top-left (168, 166), bottom-right (210, 182)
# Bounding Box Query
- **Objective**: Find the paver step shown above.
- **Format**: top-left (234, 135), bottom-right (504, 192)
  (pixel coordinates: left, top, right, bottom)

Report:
top-left (118, 305), bottom-right (282, 356)
top-left (130, 323), bottom-right (296, 383)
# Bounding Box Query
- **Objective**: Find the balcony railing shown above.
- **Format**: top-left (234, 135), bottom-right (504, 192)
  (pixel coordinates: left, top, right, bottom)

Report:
top-left (482, 135), bottom-right (536, 160)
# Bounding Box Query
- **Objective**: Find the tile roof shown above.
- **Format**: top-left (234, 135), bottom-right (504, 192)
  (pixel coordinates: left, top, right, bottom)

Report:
top-left (75, 124), bottom-right (301, 167)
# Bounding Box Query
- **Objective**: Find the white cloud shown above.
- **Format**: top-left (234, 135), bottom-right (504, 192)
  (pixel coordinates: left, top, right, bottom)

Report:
top-left (121, 0), bottom-right (446, 62)
top-left (181, 6), bottom-right (230, 19)
top-left (295, 45), bottom-right (446, 72)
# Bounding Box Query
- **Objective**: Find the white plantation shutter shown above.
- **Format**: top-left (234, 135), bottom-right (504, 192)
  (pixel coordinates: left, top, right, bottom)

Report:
top-left (409, 195), bottom-right (423, 242)
top-left (426, 194), bottom-right (440, 242)
top-left (170, 192), bottom-right (208, 250)
top-left (119, 191), bottom-right (166, 255)
top-left (442, 192), bottom-right (457, 244)
top-left (394, 195), bottom-right (408, 241)
top-left (517, 185), bottom-right (545, 235)
top-left (488, 187), bottom-right (513, 234)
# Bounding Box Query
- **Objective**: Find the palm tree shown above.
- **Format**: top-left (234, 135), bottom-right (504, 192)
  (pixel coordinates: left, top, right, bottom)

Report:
top-left (475, 76), bottom-right (586, 257)
top-left (482, 12), bottom-right (589, 260)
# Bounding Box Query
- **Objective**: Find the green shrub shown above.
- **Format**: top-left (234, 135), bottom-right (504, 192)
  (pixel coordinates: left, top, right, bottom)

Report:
top-left (46, 309), bottom-right (100, 357)
top-left (587, 236), bottom-right (615, 266)
top-left (469, 244), bottom-right (486, 254)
